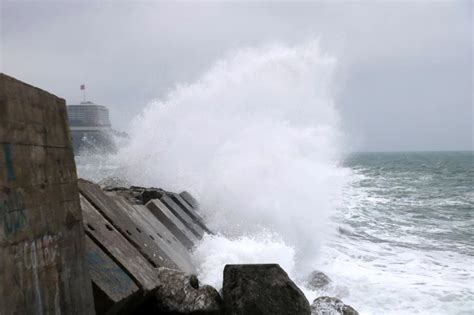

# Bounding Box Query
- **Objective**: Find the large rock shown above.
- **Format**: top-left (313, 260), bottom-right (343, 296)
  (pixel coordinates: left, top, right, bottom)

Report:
top-left (311, 296), bottom-right (358, 315)
top-left (135, 267), bottom-right (223, 314)
top-left (307, 271), bottom-right (332, 290)
top-left (222, 264), bottom-right (310, 315)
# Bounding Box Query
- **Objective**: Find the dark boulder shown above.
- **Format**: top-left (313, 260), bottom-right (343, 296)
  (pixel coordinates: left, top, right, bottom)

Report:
top-left (135, 267), bottom-right (223, 314)
top-left (310, 296), bottom-right (358, 315)
top-left (222, 264), bottom-right (310, 315)
top-left (104, 185), bottom-right (167, 205)
top-left (307, 271), bottom-right (332, 290)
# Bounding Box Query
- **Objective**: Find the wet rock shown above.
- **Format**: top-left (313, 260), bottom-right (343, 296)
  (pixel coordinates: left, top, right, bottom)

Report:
top-left (135, 267), bottom-right (223, 315)
top-left (222, 264), bottom-right (310, 315)
top-left (140, 188), bottom-right (165, 204)
top-left (104, 185), bottom-right (167, 205)
top-left (98, 176), bottom-right (131, 188)
top-left (180, 191), bottom-right (199, 209)
top-left (307, 271), bottom-right (332, 290)
top-left (310, 296), bottom-right (358, 315)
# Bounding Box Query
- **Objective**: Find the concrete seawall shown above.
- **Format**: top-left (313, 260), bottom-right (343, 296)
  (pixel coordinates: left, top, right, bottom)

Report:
top-left (0, 74), bottom-right (95, 314)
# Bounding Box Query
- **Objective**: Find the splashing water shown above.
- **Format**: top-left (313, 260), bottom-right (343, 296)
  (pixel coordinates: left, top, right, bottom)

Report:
top-left (75, 43), bottom-right (474, 314)
top-left (112, 41), bottom-right (348, 286)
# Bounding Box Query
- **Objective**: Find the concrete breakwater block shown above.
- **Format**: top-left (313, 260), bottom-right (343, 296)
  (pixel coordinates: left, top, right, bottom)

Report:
top-left (179, 191), bottom-right (199, 209)
top-left (110, 195), bottom-right (195, 273)
top-left (146, 199), bottom-right (197, 249)
top-left (84, 236), bottom-right (141, 314)
top-left (222, 264), bottom-right (311, 315)
top-left (0, 74), bottom-right (94, 314)
top-left (79, 179), bottom-right (176, 270)
top-left (169, 192), bottom-right (213, 235)
top-left (78, 180), bottom-right (212, 313)
top-left (80, 195), bottom-right (159, 290)
top-left (159, 195), bottom-right (206, 238)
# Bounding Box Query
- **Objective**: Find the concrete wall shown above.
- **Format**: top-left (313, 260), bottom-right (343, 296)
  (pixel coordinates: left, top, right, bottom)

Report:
top-left (0, 74), bottom-right (94, 314)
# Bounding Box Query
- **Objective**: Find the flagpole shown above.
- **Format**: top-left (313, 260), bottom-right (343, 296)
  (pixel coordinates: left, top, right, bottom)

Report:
top-left (80, 84), bottom-right (86, 103)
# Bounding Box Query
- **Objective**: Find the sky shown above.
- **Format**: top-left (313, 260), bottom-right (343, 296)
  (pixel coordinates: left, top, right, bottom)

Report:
top-left (1, 0), bottom-right (472, 151)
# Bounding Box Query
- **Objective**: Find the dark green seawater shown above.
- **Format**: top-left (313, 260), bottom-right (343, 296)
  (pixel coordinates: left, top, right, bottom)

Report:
top-left (320, 151), bottom-right (473, 315)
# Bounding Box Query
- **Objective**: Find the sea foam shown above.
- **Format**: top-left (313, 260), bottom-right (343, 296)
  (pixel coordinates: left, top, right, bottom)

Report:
top-left (113, 41), bottom-right (347, 289)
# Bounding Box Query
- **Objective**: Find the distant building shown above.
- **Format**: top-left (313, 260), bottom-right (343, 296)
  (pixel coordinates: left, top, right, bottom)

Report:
top-left (67, 101), bottom-right (111, 127)
top-left (67, 101), bottom-right (116, 153)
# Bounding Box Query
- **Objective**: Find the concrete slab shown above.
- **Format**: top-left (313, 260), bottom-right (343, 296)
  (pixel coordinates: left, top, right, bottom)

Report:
top-left (111, 195), bottom-right (196, 273)
top-left (85, 236), bottom-right (140, 315)
top-left (169, 193), bottom-right (213, 234)
top-left (80, 194), bottom-right (159, 290)
top-left (179, 191), bottom-right (199, 209)
top-left (78, 179), bottom-right (175, 269)
top-left (145, 199), bottom-right (197, 249)
top-left (160, 195), bottom-right (205, 238)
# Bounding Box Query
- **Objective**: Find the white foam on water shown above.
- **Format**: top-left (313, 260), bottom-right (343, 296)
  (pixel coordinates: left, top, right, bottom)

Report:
top-left (191, 232), bottom-right (296, 290)
top-left (112, 41), bottom-right (347, 284)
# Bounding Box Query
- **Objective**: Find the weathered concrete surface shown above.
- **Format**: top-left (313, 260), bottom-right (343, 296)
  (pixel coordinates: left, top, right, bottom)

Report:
top-left (169, 193), bottom-right (213, 234)
top-left (110, 195), bottom-right (195, 273)
top-left (160, 195), bottom-right (205, 238)
top-left (81, 194), bottom-right (159, 290)
top-left (85, 236), bottom-right (140, 315)
top-left (222, 264), bottom-right (311, 315)
top-left (79, 179), bottom-right (175, 270)
top-left (146, 199), bottom-right (197, 249)
top-left (0, 74), bottom-right (94, 314)
top-left (179, 191), bottom-right (199, 209)
top-left (79, 180), bottom-right (213, 313)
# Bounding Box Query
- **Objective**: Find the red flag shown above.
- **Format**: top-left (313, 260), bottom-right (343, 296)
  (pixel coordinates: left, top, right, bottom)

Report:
top-left (80, 84), bottom-right (85, 90)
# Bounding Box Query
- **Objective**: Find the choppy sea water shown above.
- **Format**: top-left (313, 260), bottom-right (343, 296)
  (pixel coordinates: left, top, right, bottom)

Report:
top-left (317, 151), bottom-right (473, 315)
top-left (77, 151), bottom-right (473, 315)
top-left (74, 43), bottom-right (473, 315)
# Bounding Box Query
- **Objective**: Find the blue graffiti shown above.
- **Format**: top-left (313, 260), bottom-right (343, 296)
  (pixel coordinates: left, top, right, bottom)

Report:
top-left (3, 143), bottom-right (15, 181)
top-left (0, 191), bottom-right (27, 235)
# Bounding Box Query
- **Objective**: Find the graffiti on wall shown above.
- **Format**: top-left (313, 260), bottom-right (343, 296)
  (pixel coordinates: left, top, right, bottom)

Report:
top-left (0, 190), bottom-right (27, 236)
top-left (13, 234), bottom-right (59, 271)
top-left (10, 234), bottom-right (60, 314)
top-left (3, 143), bottom-right (15, 182)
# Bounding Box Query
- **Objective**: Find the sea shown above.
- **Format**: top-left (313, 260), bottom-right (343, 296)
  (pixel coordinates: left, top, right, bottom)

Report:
top-left (76, 42), bottom-right (473, 315)
top-left (318, 151), bottom-right (474, 314)
top-left (77, 151), bottom-right (473, 315)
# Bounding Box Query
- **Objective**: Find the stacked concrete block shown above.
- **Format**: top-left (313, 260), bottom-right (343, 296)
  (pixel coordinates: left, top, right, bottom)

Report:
top-left (78, 179), bottom-right (212, 313)
top-left (0, 74), bottom-right (94, 314)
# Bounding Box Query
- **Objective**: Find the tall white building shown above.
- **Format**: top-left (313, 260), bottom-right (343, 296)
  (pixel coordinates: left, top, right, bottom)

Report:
top-left (67, 101), bottom-right (114, 153)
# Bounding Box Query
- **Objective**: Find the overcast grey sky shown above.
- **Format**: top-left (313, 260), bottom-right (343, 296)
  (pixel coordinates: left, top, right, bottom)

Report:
top-left (1, 0), bottom-right (472, 151)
